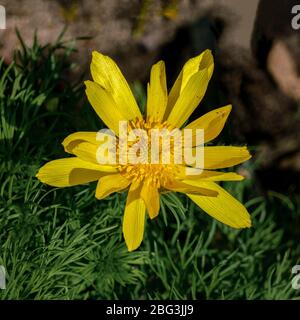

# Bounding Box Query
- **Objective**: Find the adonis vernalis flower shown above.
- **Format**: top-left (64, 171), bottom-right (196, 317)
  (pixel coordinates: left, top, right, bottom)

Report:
top-left (36, 50), bottom-right (252, 251)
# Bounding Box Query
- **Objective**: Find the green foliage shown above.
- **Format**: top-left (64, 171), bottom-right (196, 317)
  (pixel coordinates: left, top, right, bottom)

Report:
top-left (0, 33), bottom-right (299, 300)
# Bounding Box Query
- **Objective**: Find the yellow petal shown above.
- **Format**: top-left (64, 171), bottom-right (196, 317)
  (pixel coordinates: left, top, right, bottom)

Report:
top-left (146, 61), bottom-right (168, 122)
top-left (188, 146), bottom-right (251, 169)
top-left (63, 133), bottom-right (118, 166)
top-left (194, 171), bottom-right (244, 181)
top-left (36, 158), bottom-right (115, 187)
top-left (73, 141), bottom-right (117, 167)
top-left (62, 132), bottom-right (100, 154)
top-left (122, 181), bottom-right (146, 252)
top-left (184, 105), bottom-right (232, 144)
top-left (166, 69), bottom-right (209, 128)
top-left (186, 181), bottom-right (251, 228)
top-left (175, 167), bottom-right (244, 181)
top-left (91, 51), bottom-right (142, 120)
top-left (70, 142), bottom-right (99, 164)
top-left (95, 173), bottom-right (130, 199)
top-left (164, 179), bottom-right (218, 197)
top-left (164, 50), bottom-right (214, 121)
top-left (140, 181), bottom-right (160, 219)
top-left (85, 80), bottom-right (131, 135)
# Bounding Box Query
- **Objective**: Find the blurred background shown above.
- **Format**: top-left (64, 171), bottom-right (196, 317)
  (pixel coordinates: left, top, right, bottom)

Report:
top-left (2, 0), bottom-right (300, 191)
top-left (0, 0), bottom-right (300, 299)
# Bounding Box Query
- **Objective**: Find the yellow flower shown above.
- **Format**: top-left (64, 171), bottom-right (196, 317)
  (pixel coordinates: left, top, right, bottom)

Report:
top-left (36, 50), bottom-right (252, 252)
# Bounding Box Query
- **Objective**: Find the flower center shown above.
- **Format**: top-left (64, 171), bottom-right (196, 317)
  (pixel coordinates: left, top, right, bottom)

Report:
top-left (118, 117), bottom-right (181, 187)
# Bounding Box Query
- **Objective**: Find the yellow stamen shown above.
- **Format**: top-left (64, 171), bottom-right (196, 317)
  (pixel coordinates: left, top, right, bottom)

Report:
top-left (118, 117), bottom-right (180, 187)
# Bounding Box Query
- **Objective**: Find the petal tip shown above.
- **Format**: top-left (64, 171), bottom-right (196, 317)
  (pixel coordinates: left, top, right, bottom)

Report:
top-left (84, 80), bottom-right (91, 88)
top-left (224, 104), bottom-right (232, 113)
top-left (203, 48), bottom-right (212, 56)
top-left (210, 189), bottom-right (219, 197)
top-left (91, 50), bottom-right (103, 58)
top-left (246, 150), bottom-right (252, 161)
top-left (125, 240), bottom-right (140, 252)
top-left (95, 193), bottom-right (102, 200)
